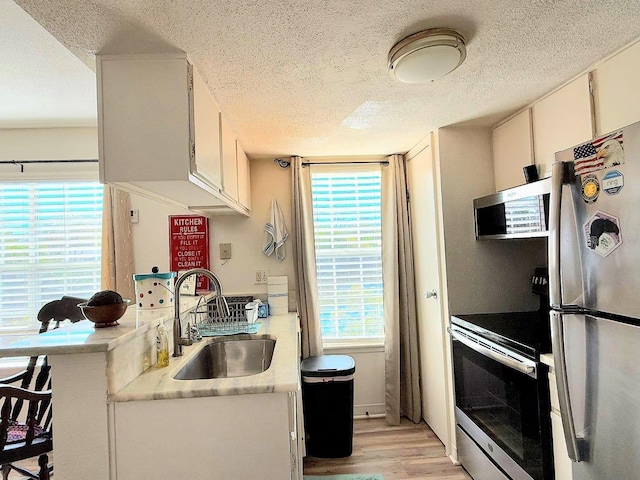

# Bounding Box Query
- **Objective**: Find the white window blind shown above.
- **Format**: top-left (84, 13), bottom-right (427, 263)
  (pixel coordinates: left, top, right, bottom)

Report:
top-left (311, 168), bottom-right (384, 343)
top-left (0, 182), bottom-right (103, 333)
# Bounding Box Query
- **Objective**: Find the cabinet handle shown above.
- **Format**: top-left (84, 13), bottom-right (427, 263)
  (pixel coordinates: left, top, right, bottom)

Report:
top-left (424, 290), bottom-right (438, 299)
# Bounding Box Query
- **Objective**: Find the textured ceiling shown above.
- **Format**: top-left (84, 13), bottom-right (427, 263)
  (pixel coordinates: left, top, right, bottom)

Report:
top-left (5, 0), bottom-right (640, 157)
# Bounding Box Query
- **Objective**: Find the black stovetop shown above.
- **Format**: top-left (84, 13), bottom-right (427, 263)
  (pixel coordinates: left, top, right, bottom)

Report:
top-left (451, 310), bottom-right (551, 360)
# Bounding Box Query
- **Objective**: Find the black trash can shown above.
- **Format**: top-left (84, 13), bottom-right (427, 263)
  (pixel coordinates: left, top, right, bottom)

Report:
top-left (301, 354), bottom-right (356, 458)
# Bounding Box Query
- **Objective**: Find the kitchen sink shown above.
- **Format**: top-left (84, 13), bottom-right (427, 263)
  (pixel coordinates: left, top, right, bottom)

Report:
top-left (173, 335), bottom-right (276, 380)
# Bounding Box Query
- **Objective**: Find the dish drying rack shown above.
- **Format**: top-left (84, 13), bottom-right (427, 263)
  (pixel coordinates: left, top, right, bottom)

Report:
top-left (188, 295), bottom-right (260, 336)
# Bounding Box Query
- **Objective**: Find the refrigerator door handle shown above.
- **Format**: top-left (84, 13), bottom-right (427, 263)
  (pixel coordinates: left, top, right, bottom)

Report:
top-left (549, 161), bottom-right (564, 309)
top-left (550, 310), bottom-right (584, 462)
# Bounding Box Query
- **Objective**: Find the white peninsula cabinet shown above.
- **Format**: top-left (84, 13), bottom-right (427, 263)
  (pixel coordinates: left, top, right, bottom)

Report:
top-left (97, 53), bottom-right (250, 216)
top-left (541, 354), bottom-right (573, 480)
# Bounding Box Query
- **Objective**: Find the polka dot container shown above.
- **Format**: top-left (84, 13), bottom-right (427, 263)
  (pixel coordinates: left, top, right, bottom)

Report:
top-left (133, 271), bottom-right (176, 310)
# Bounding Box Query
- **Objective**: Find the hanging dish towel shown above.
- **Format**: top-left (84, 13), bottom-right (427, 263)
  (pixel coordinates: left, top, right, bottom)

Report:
top-left (263, 196), bottom-right (289, 262)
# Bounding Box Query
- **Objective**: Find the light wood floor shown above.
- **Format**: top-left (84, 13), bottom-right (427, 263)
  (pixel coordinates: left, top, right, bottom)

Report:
top-left (304, 417), bottom-right (472, 480)
top-left (6, 419), bottom-right (471, 479)
top-left (5, 453), bottom-right (52, 479)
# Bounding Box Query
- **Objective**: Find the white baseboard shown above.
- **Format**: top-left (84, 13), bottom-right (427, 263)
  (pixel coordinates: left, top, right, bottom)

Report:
top-left (354, 403), bottom-right (385, 418)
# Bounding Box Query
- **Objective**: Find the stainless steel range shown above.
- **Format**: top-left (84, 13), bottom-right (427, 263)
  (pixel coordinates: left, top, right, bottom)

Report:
top-left (449, 271), bottom-right (553, 480)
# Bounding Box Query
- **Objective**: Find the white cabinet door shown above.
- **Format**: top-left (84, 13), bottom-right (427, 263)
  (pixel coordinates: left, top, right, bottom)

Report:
top-left (191, 66), bottom-right (222, 189)
top-left (592, 41), bottom-right (640, 134)
top-left (551, 412), bottom-right (574, 480)
top-left (532, 75), bottom-right (593, 178)
top-left (115, 394), bottom-right (293, 480)
top-left (492, 109), bottom-right (534, 191)
top-left (548, 370), bottom-right (573, 480)
top-left (98, 55), bottom-right (191, 183)
top-left (97, 53), bottom-right (248, 215)
top-left (236, 142), bottom-right (251, 210)
top-left (220, 114), bottom-right (239, 202)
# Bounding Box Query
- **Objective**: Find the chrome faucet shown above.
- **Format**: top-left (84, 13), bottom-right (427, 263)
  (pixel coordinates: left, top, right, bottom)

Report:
top-left (173, 268), bottom-right (229, 357)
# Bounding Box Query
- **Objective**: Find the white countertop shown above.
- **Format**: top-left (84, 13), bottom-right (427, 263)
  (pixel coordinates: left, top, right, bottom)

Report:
top-left (111, 313), bottom-right (300, 402)
top-left (541, 352), bottom-right (554, 369)
top-left (0, 294), bottom-right (211, 357)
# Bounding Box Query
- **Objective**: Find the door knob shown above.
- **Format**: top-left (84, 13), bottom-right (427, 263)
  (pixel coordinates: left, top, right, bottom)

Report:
top-left (424, 290), bottom-right (438, 299)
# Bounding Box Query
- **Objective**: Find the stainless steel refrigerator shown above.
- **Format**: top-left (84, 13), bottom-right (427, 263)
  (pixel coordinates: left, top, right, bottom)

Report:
top-left (550, 120), bottom-right (640, 479)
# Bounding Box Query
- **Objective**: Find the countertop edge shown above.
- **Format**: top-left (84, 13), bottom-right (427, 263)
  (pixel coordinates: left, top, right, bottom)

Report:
top-left (0, 294), bottom-right (214, 357)
top-left (109, 313), bottom-right (300, 403)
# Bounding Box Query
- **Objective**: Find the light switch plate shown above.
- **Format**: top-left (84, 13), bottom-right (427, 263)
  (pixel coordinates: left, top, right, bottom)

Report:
top-left (219, 243), bottom-right (232, 260)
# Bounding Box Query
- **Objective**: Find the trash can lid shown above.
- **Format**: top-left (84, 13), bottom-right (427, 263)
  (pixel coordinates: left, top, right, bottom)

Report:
top-left (301, 355), bottom-right (355, 377)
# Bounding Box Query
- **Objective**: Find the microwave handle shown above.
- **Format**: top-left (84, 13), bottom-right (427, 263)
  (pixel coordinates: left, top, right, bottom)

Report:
top-left (448, 327), bottom-right (536, 376)
top-left (550, 311), bottom-right (584, 462)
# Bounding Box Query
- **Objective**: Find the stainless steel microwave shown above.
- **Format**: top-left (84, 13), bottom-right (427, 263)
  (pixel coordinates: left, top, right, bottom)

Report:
top-left (473, 178), bottom-right (551, 240)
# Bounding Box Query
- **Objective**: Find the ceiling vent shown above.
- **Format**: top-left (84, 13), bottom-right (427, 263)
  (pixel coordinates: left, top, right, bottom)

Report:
top-left (388, 28), bottom-right (466, 83)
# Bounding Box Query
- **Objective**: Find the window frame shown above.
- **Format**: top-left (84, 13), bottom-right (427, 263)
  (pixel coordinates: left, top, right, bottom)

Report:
top-left (310, 163), bottom-right (385, 347)
top-left (0, 161), bottom-right (102, 335)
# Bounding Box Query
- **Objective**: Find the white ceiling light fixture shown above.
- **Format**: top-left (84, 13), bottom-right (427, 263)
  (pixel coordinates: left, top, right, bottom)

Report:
top-left (388, 28), bottom-right (466, 84)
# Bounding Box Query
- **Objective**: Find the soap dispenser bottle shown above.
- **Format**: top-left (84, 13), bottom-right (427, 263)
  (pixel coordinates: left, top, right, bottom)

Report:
top-left (156, 319), bottom-right (170, 368)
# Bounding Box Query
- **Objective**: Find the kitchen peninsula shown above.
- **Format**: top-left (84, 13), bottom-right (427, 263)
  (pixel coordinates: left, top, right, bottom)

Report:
top-left (0, 298), bottom-right (302, 480)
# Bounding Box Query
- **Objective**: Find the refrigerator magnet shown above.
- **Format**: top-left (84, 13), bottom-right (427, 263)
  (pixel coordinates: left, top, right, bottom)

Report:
top-left (584, 211), bottom-right (622, 257)
top-left (602, 170), bottom-right (624, 195)
top-left (581, 175), bottom-right (600, 203)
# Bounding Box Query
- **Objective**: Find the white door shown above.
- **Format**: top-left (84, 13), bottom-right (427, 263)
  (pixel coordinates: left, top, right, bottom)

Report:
top-left (406, 138), bottom-right (450, 446)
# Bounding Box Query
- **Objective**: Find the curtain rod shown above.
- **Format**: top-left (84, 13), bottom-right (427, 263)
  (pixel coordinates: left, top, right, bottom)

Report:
top-left (0, 159), bottom-right (98, 173)
top-left (301, 160), bottom-right (389, 167)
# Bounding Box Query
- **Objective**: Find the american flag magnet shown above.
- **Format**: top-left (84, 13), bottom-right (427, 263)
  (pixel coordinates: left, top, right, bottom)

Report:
top-left (573, 130), bottom-right (624, 176)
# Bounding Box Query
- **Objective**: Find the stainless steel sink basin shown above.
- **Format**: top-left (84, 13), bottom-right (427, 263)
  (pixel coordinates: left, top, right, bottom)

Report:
top-left (173, 336), bottom-right (276, 380)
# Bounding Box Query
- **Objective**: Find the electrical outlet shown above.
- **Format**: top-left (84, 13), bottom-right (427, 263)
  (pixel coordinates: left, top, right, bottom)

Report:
top-left (255, 270), bottom-right (267, 284)
top-left (219, 243), bottom-right (232, 260)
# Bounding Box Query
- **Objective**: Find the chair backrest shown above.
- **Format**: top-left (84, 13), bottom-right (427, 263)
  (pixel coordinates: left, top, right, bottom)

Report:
top-left (0, 385), bottom-right (52, 450)
top-left (0, 356), bottom-right (52, 429)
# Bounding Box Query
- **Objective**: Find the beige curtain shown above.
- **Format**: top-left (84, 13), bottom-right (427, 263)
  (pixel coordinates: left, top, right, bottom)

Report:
top-left (382, 154), bottom-right (421, 425)
top-left (291, 156), bottom-right (323, 358)
top-left (101, 186), bottom-right (135, 300)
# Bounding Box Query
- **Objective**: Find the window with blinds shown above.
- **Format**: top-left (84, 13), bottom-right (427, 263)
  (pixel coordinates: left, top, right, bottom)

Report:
top-left (0, 182), bottom-right (103, 333)
top-left (311, 168), bottom-right (384, 343)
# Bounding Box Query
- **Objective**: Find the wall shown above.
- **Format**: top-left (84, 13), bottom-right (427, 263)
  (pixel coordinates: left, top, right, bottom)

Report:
top-left (0, 127), bottom-right (98, 160)
top-left (130, 157), bottom-right (296, 300)
top-left (129, 157), bottom-right (387, 416)
top-left (408, 127), bottom-right (547, 458)
top-left (0, 127), bottom-right (99, 180)
top-left (437, 127), bottom-right (547, 315)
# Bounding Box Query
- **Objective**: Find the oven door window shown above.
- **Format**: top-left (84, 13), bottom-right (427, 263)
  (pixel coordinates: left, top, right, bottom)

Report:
top-left (453, 340), bottom-right (545, 480)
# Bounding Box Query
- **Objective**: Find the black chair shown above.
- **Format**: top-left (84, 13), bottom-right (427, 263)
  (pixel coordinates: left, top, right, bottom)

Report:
top-left (0, 295), bottom-right (85, 478)
top-left (0, 384), bottom-right (52, 480)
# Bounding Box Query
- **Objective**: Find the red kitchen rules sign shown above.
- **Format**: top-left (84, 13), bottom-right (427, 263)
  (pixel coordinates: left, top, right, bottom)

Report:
top-left (169, 215), bottom-right (210, 291)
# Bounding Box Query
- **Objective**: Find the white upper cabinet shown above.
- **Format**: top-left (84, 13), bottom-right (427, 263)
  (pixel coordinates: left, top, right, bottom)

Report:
top-left (236, 142), bottom-right (251, 211)
top-left (592, 41), bottom-right (640, 135)
top-left (97, 53), bottom-right (248, 216)
top-left (220, 113), bottom-right (239, 202)
top-left (191, 67), bottom-right (222, 189)
top-left (532, 75), bottom-right (593, 178)
top-left (492, 109), bottom-right (534, 191)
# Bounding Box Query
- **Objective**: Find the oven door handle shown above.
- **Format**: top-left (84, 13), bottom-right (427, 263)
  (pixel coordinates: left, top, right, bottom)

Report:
top-left (448, 326), bottom-right (537, 377)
